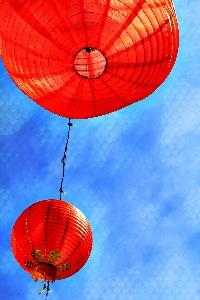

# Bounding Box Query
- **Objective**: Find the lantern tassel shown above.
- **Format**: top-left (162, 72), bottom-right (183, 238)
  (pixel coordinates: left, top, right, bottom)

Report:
top-left (39, 284), bottom-right (46, 294)
top-left (39, 281), bottom-right (52, 299)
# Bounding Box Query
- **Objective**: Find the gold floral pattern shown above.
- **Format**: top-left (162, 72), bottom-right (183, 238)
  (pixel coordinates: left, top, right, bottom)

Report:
top-left (25, 249), bottom-right (71, 272)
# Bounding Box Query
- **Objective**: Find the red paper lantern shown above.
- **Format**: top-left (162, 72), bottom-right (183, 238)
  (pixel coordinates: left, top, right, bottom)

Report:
top-left (0, 31), bottom-right (1, 57)
top-left (0, 0), bottom-right (179, 118)
top-left (11, 199), bottom-right (93, 282)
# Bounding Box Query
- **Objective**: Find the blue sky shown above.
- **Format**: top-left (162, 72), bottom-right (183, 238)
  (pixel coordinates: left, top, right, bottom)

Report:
top-left (1, 0), bottom-right (200, 299)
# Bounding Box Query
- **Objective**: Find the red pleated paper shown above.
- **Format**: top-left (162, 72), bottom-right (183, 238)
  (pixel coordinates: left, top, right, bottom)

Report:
top-left (0, 0), bottom-right (179, 118)
top-left (11, 199), bottom-right (93, 281)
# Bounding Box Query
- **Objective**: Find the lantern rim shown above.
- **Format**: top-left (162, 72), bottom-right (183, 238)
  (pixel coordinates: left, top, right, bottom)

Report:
top-left (73, 47), bottom-right (107, 79)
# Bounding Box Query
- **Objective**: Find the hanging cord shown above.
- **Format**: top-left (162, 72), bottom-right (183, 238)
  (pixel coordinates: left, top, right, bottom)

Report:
top-left (45, 281), bottom-right (51, 300)
top-left (59, 118), bottom-right (76, 200)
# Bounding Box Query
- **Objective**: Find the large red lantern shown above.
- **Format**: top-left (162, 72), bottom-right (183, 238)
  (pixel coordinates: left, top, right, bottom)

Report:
top-left (11, 199), bottom-right (93, 282)
top-left (0, 0), bottom-right (179, 119)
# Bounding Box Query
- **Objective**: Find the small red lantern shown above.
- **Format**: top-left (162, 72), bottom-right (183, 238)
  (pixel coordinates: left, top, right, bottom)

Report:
top-left (0, 0), bottom-right (179, 119)
top-left (11, 199), bottom-right (92, 282)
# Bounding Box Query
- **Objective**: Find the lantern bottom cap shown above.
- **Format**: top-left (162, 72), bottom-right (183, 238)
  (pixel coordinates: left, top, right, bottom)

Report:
top-left (32, 262), bottom-right (57, 282)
